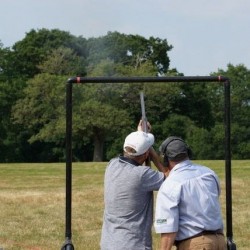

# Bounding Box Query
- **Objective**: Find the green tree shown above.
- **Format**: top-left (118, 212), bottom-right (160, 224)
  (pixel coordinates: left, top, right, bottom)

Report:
top-left (38, 47), bottom-right (85, 75)
top-left (12, 74), bottom-right (66, 161)
top-left (214, 64), bottom-right (250, 159)
top-left (12, 28), bottom-right (87, 78)
top-left (75, 59), bottom-right (133, 161)
top-left (86, 31), bottom-right (173, 75)
top-left (0, 44), bottom-right (29, 162)
top-left (1, 31), bottom-right (186, 162)
top-left (8, 29), bottom-right (249, 162)
top-left (1, 30), bottom-right (88, 162)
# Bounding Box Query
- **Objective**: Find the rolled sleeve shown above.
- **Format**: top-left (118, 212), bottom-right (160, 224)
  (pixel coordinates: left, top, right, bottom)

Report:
top-left (154, 180), bottom-right (180, 233)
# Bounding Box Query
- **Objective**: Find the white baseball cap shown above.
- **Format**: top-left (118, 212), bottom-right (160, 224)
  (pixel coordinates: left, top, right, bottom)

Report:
top-left (123, 131), bottom-right (155, 156)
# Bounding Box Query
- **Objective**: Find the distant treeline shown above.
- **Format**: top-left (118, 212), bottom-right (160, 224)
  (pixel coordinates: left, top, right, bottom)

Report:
top-left (0, 29), bottom-right (249, 162)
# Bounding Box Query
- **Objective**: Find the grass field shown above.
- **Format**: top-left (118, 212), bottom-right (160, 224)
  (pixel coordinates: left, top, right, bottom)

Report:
top-left (0, 160), bottom-right (249, 250)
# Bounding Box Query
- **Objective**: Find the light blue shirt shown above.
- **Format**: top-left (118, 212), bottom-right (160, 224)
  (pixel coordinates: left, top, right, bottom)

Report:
top-left (154, 160), bottom-right (224, 241)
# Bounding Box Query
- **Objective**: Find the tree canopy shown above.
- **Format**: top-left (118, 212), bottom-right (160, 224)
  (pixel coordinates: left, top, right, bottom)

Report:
top-left (0, 28), bottom-right (249, 162)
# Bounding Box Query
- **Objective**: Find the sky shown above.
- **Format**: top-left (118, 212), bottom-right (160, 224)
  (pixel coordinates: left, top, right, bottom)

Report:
top-left (1, 0), bottom-right (249, 76)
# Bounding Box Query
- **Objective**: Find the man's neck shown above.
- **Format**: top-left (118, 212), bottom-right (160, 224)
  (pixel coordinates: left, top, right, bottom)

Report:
top-left (169, 157), bottom-right (189, 170)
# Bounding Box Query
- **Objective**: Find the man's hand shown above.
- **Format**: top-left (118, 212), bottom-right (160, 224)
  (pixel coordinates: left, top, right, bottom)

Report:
top-left (160, 232), bottom-right (177, 250)
top-left (137, 119), bottom-right (152, 132)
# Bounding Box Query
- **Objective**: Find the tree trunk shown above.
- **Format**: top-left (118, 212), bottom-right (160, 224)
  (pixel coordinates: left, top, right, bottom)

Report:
top-left (93, 134), bottom-right (104, 162)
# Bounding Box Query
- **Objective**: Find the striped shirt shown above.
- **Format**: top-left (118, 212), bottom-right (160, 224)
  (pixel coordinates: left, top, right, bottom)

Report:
top-left (101, 156), bottom-right (165, 250)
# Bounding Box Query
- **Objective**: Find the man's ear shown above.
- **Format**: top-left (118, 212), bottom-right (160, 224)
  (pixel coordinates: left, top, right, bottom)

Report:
top-left (145, 150), bottom-right (150, 158)
top-left (140, 151), bottom-right (149, 164)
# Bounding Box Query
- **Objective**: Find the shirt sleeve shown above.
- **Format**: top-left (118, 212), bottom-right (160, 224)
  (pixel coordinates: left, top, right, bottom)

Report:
top-left (213, 172), bottom-right (221, 196)
top-left (141, 166), bottom-right (165, 191)
top-left (154, 179), bottom-right (180, 233)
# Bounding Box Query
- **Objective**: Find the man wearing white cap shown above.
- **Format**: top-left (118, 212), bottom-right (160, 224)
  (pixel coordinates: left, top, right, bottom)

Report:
top-left (100, 121), bottom-right (168, 250)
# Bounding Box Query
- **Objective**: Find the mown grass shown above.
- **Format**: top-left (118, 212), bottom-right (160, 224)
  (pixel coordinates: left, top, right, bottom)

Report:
top-left (0, 160), bottom-right (249, 250)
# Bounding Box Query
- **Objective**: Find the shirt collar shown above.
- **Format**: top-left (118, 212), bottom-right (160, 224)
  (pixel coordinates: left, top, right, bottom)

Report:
top-left (170, 159), bottom-right (191, 175)
top-left (119, 155), bottom-right (140, 166)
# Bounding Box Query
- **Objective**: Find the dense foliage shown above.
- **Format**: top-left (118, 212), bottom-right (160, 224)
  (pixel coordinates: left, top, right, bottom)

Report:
top-left (0, 29), bottom-right (249, 162)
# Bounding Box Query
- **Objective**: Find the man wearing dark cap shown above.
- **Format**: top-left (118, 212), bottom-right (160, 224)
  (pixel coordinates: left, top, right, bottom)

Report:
top-left (154, 136), bottom-right (226, 250)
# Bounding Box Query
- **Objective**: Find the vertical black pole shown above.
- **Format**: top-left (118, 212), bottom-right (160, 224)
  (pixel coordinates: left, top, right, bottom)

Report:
top-left (61, 82), bottom-right (74, 250)
top-left (224, 80), bottom-right (236, 250)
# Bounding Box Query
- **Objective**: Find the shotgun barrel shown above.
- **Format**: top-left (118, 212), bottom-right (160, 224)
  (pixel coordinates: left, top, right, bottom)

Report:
top-left (140, 91), bottom-right (151, 166)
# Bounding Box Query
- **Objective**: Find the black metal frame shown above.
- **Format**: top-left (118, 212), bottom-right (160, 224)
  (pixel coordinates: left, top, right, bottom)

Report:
top-left (62, 76), bottom-right (236, 250)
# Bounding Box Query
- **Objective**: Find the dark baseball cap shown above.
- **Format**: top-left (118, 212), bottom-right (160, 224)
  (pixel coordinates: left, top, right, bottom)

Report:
top-left (159, 136), bottom-right (189, 159)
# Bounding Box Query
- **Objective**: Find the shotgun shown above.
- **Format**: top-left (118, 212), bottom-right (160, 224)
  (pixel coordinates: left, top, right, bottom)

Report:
top-left (140, 91), bottom-right (151, 166)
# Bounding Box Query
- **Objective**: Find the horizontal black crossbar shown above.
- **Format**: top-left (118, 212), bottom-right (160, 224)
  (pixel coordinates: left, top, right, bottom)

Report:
top-left (67, 76), bottom-right (229, 84)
